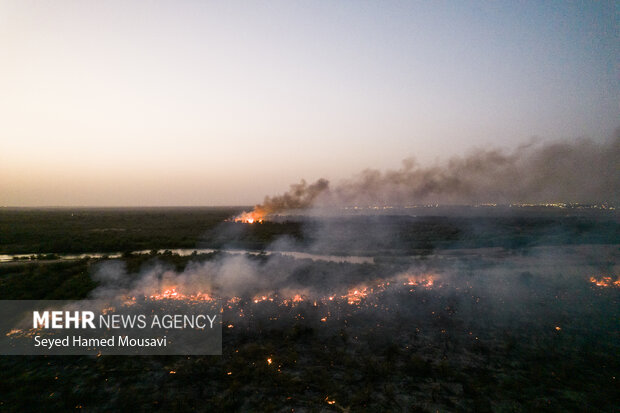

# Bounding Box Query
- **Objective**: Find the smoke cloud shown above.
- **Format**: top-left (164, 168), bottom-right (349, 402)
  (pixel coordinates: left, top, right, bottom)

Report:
top-left (254, 178), bottom-right (330, 216)
top-left (247, 134), bottom-right (619, 218)
top-left (88, 245), bottom-right (617, 318)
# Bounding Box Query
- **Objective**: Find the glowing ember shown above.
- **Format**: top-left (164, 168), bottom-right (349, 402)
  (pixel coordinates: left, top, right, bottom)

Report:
top-left (130, 272), bottom-right (441, 309)
top-left (148, 287), bottom-right (214, 301)
top-left (404, 274), bottom-right (435, 287)
top-left (253, 295), bottom-right (275, 304)
top-left (589, 276), bottom-right (620, 287)
top-left (280, 293), bottom-right (306, 306)
top-left (344, 287), bottom-right (369, 305)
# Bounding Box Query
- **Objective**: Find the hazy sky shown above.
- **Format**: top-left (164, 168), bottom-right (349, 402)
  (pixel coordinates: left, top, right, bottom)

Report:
top-left (1, 1), bottom-right (618, 206)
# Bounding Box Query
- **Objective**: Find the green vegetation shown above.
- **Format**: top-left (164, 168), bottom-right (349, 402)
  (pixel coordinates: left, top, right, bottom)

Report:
top-left (1, 208), bottom-right (618, 256)
top-left (0, 208), bottom-right (620, 259)
top-left (0, 260), bottom-right (95, 300)
top-left (0, 207), bottom-right (242, 254)
top-left (204, 215), bottom-right (620, 255)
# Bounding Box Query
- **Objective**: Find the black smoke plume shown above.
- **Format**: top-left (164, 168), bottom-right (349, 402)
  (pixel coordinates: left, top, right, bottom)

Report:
top-left (240, 133), bottom-right (618, 220)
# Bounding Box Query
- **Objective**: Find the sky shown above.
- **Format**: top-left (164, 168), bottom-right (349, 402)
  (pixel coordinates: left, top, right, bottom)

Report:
top-left (1, 1), bottom-right (618, 206)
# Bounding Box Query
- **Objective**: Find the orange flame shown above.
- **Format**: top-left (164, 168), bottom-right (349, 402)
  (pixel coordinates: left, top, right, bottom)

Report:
top-left (343, 287), bottom-right (369, 305)
top-left (252, 294), bottom-right (275, 304)
top-left (134, 272), bottom-right (441, 307)
top-left (282, 293), bottom-right (305, 306)
top-left (589, 276), bottom-right (620, 288)
top-left (406, 276), bottom-right (435, 287)
top-left (148, 287), bottom-right (213, 301)
top-left (233, 209), bottom-right (265, 224)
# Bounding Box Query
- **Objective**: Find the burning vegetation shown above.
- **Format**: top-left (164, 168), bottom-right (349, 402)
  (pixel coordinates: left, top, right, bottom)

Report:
top-left (130, 272), bottom-right (438, 311)
top-left (233, 178), bottom-right (329, 223)
top-left (1, 208), bottom-right (618, 412)
top-left (589, 275), bottom-right (620, 288)
top-left (57, 247), bottom-right (614, 411)
top-left (233, 210), bottom-right (265, 224)
top-left (234, 135), bottom-right (618, 221)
